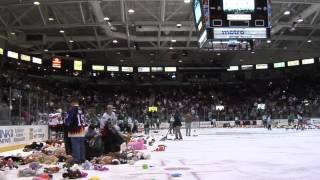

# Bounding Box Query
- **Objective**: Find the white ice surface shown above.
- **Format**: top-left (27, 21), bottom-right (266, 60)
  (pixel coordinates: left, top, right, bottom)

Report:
top-left (1, 128), bottom-right (320, 180)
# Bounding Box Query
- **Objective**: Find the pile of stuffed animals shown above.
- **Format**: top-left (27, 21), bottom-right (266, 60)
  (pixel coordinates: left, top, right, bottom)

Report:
top-left (0, 135), bottom-right (158, 180)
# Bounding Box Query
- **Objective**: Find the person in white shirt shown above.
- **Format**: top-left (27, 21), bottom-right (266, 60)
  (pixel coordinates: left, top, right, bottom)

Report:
top-left (100, 105), bottom-right (123, 153)
top-left (100, 105), bottom-right (117, 130)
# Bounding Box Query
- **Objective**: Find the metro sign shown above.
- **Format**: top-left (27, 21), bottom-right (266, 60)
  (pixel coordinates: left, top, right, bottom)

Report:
top-left (213, 28), bottom-right (267, 39)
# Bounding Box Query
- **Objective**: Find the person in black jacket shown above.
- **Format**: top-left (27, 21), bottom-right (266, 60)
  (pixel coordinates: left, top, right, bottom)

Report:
top-left (173, 112), bottom-right (183, 140)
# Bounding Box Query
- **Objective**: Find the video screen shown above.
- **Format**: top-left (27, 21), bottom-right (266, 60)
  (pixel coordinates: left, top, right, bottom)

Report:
top-left (52, 57), bottom-right (62, 68)
top-left (148, 106), bottom-right (158, 112)
top-left (257, 104), bottom-right (265, 110)
top-left (223, 0), bottom-right (255, 13)
top-left (216, 105), bottom-right (225, 111)
top-left (194, 0), bottom-right (202, 24)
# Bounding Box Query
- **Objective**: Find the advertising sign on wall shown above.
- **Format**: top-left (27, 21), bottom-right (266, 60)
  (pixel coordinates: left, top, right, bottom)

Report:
top-left (0, 125), bottom-right (48, 148)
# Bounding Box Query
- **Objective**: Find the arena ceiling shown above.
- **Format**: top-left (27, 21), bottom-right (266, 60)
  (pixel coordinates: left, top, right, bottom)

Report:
top-left (1, 0), bottom-right (320, 66)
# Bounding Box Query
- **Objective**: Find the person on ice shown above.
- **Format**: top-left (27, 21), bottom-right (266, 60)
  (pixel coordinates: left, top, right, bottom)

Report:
top-left (100, 105), bottom-right (124, 153)
top-left (65, 99), bottom-right (86, 164)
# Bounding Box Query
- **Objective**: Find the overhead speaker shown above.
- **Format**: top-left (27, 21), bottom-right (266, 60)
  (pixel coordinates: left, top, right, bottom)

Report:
top-left (25, 34), bottom-right (45, 44)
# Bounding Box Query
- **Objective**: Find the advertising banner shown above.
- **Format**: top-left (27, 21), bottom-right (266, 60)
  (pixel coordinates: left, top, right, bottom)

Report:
top-left (0, 125), bottom-right (48, 148)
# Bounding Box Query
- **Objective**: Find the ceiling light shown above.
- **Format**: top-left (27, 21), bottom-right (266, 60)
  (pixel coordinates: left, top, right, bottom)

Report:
top-left (113, 40), bottom-right (118, 44)
top-left (169, 47), bottom-right (173, 50)
top-left (48, 17), bottom-right (54, 21)
top-left (33, 1), bottom-right (40, 5)
top-left (69, 39), bottom-right (74, 43)
top-left (307, 39), bottom-right (312, 43)
top-left (289, 27), bottom-right (296, 32)
top-left (128, 9), bottom-right (135, 14)
top-left (171, 39), bottom-right (177, 43)
top-left (44, 49), bottom-right (48, 52)
top-left (297, 17), bottom-right (303, 23)
top-left (283, 10), bottom-right (291, 15)
top-left (184, 0), bottom-right (191, 3)
top-left (176, 23), bottom-right (182, 28)
top-left (10, 32), bottom-right (16, 35)
top-left (267, 39), bottom-right (272, 43)
top-left (104, 17), bottom-right (110, 21)
top-left (59, 30), bottom-right (65, 33)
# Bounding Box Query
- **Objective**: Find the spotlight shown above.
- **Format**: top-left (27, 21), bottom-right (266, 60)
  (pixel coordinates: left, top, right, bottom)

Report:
top-left (283, 10), bottom-right (291, 15)
top-left (48, 17), bottom-right (54, 21)
top-left (33, 1), bottom-right (40, 5)
top-left (104, 17), bottom-right (110, 21)
top-left (59, 30), bottom-right (65, 33)
top-left (113, 40), bottom-right (118, 44)
top-left (10, 32), bottom-right (16, 35)
top-left (176, 23), bottom-right (182, 28)
top-left (307, 39), bottom-right (312, 43)
top-left (128, 9), bottom-right (135, 14)
top-left (297, 17), bottom-right (303, 23)
top-left (69, 39), bottom-right (74, 43)
top-left (169, 46), bottom-right (173, 50)
top-left (171, 39), bottom-right (177, 43)
top-left (267, 39), bottom-right (272, 43)
top-left (44, 49), bottom-right (48, 52)
top-left (184, 0), bottom-right (191, 3)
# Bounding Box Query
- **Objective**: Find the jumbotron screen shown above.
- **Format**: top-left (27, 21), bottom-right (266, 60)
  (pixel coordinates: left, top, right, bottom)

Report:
top-left (223, 0), bottom-right (255, 13)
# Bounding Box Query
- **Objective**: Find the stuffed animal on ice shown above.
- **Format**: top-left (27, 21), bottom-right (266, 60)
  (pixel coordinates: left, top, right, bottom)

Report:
top-left (128, 139), bottom-right (147, 150)
top-left (32, 173), bottom-right (52, 180)
top-left (0, 158), bottom-right (18, 170)
top-left (62, 164), bottom-right (88, 179)
top-left (18, 168), bottom-right (37, 177)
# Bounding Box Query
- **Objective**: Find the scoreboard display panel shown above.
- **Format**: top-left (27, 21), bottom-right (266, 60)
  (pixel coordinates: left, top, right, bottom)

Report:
top-left (209, 0), bottom-right (271, 28)
top-left (194, 0), bottom-right (271, 49)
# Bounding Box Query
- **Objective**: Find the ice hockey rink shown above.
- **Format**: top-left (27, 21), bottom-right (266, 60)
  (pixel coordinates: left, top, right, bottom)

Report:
top-left (1, 128), bottom-right (320, 180)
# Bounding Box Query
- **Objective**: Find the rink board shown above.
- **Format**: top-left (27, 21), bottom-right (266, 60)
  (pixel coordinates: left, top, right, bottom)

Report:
top-left (0, 125), bottom-right (48, 152)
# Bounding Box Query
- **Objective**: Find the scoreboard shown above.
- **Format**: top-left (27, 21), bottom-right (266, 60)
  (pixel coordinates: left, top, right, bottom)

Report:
top-left (195, 0), bottom-right (271, 50)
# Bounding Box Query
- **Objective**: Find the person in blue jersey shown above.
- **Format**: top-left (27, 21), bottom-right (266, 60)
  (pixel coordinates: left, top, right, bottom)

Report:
top-left (65, 99), bottom-right (87, 164)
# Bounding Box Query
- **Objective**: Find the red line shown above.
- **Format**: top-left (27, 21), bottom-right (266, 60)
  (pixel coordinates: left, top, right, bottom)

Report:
top-left (191, 172), bottom-right (202, 180)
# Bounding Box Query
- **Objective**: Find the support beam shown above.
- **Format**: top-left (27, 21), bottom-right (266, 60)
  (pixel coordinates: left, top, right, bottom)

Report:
top-left (158, 0), bottom-right (165, 48)
top-left (136, 25), bottom-right (195, 32)
top-left (29, 46), bottom-right (199, 53)
top-left (37, 6), bottom-right (46, 25)
top-left (1, 0), bottom-right (320, 8)
top-left (0, 15), bottom-right (7, 27)
top-left (120, 0), bottom-right (130, 49)
top-left (9, 6), bottom-right (34, 26)
top-left (93, 27), bottom-right (102, 48)
top-left (136, 2), bottom-right (160, 21)
top-left (79, 2), bottom-right (86, 24)
top-left (165, 3), bottom-right (184, 21)
top-left (272, 4), bottom-right (320, 34)
top-left (3, 21), bottom-right (194, 30)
